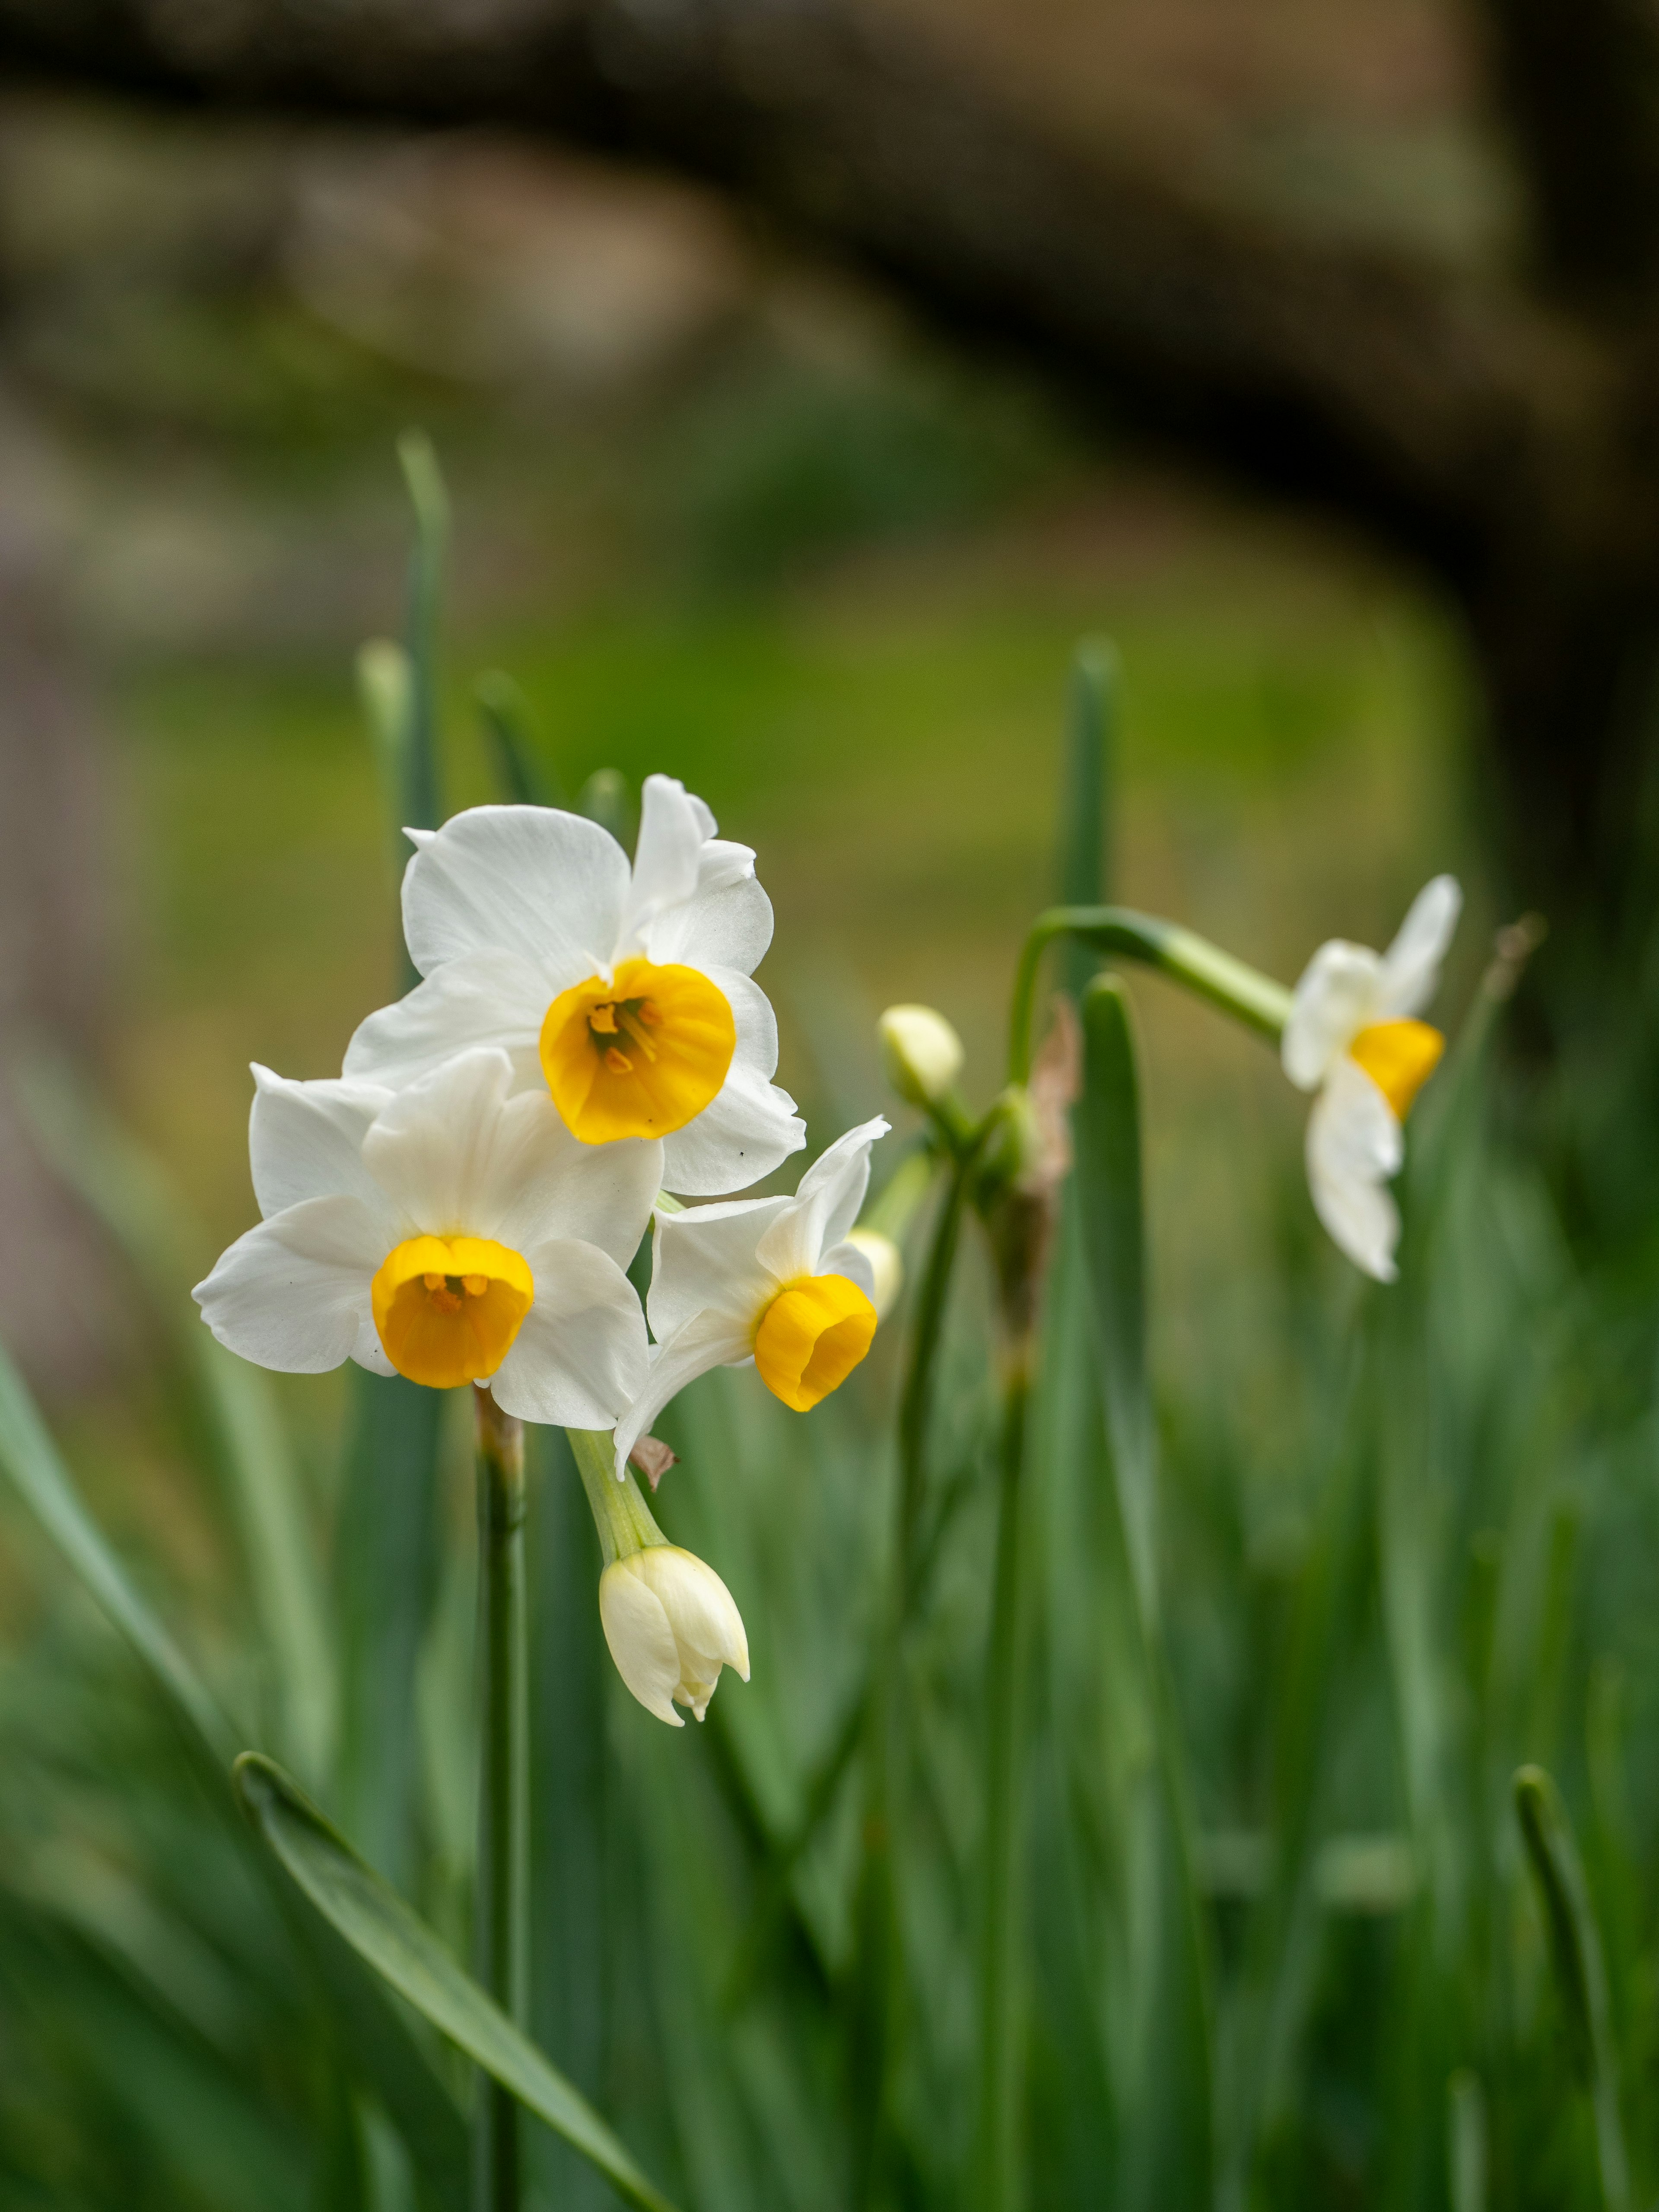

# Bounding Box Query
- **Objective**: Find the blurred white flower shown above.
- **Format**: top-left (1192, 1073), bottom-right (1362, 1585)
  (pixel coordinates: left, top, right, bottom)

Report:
top-left (599, 1545), bottom-right (749, 1726)
top-left (344, 775), bottom-right (804, 1196)
top-left (194, 1047), bottom-right (654, 1424)
top-left (878, 1003), bottom-right (964, 1107)
top-left (1282, 876), bottom-right (1461, 1281)
top-left (843, 1226), bottom-right (903, 1317)
top-left (613, 1116), bottom-right (890, 1472)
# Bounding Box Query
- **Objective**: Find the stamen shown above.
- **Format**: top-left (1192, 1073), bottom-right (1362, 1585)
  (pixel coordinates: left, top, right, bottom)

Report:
top-left (637, 1001), bottom-right (663, 1027)
top-left (423, 1271), bottom-right (445, 1291)
top-left (462, 1274), bottom-right (489, 1298)
top-left (589, 1003), bottom-right (620, 1035)
top-left (605, 1045), bottom-right (634, 1074)
top-left (429, 1286), bottom-right (462, 1314)
top-left (616, 1008), bottom-right (659, 1062)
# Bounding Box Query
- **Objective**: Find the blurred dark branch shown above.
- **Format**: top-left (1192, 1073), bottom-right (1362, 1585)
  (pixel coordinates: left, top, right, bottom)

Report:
top-left (1476, 0), bottom-right (1659, 307)
top-left (5, 0), bottom-right (1659, 925)
top-left (0, 0), bottom-right (1569, 583)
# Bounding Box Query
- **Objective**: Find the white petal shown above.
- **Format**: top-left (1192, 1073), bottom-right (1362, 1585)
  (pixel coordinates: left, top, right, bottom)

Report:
top-left (612, 1309), bottom-right (757, 1477)
top-left (633, 1545), bottom-right (750, 1703)
top-left (598, 1562), bottom-right (684, 1726)
top-left (494, 1127), bottom-right (663, 1274)
top-left (1376, 875), bottom-right (1462, 1019)
top-left (754, 1117), bottom-right (890, 1284)
top-left (350, 1310), bottom-right (395, 1376)
top-left (194, 1196), bottom-right (386, 1373)
top-left (820, 1236), bottom-right (881, 1307)
top-left (646, 1195), bottom-right (788, 1342)
top-left (661, 1069), bottom-right (805, 1198)
top-left (247, 1066), bottom-right (396, 1229)
top-left (359, 1048), bottom-right (523, 1237)
top-left (620, 776), bottom-right (714, 944)
top-left (489, 1238), bottom-right (650, 1427)
top-left (1306, 1058), bottom-right (1404, 1282)
top-left (344, 948), bottom-right (546, 1092)
top-left (644, 873), bottom-right (773, 977)
top-left (401, 804), bottom-right (629, 981)
top-left (1281, 941), bottom-right (1383, 1091)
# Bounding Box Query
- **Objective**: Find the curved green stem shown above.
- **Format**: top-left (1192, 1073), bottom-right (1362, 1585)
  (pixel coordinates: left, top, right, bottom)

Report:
top-left (1007, 906), bottom-right (1294, 1083)
top-left (472, 1387), bottom-right (528, 2212)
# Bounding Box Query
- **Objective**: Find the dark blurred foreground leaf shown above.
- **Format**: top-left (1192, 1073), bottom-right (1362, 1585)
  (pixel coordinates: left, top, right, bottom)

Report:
top-left (235, 1752), bottom-right (684, 2212)
top-left (0, 1338), bottom-right (468, 2205)
top-left (0, 1338), bottom-right (236, 1767)
top-left (1514, 1765), bottom-right (1630, 2212)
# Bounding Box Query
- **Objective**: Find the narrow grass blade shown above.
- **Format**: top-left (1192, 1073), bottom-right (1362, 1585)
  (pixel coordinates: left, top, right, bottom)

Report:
top-left (397, 428), bottom-right (448, 841)
top-left (1073, 977), bottom-right (1154, 1618)
top-left (1069, 976), bottom-right (1214, 2204)
top-left (1514, 1765), bottom-right (1630, 2212)
top-left (14, 1052), bottom-right (336, 1784)
top-left (334, 1370), bottom-right (446, 1892)
top-left (1448, 2069), bottom-right (1487, 2212)
top-left (0, 1338), bottom-right (235, 1767)
top-left (476, 671), bottom-right (564, 807)
top-left (235, 1753), bottom-right (683, 2212)
top-left (1056, 639), bottom-right (1117, 1000)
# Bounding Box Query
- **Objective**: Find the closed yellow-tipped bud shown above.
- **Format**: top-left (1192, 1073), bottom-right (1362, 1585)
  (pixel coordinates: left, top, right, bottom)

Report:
top-left (878, 1004), bottom-right (964, 1108)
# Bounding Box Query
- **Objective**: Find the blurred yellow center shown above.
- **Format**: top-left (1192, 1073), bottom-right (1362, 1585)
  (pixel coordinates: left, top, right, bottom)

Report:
top-left (753, 1274), bottom-right (878, 1414)
top-left (370, 1235), bottom-right (533, 1391)
top-left (539, 958), bottom-right (736, 1143)
top-left (1348, 1019), bottom-right (1445, 1121)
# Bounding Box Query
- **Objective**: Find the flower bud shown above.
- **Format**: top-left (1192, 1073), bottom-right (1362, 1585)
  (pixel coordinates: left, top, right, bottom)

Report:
top-left (843, 1227), bottom-right (903, 1318)
top-left (598, 1545), bottom-right (750, 1727)
top-left (878, 1004), bottom-right (964, 1108)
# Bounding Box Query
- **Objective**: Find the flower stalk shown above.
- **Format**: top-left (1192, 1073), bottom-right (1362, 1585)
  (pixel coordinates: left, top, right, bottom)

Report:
top-left (974, 1352), bottom-right (1031, 2212)
top-left (1007, 905), bottom-right (1293, 1084)
top-left (472, 1384), bottom-right (529, 2212)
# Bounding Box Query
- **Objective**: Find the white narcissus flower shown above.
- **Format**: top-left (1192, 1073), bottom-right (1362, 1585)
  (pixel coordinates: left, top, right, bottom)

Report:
top-left (1282, 875), bottom-right (1462, 1282)
top-left (343, 776), bottom-right (804, 1197)
top-left (194, 1048), bottom-right (656, 1425)
top-left (599, 1545), bottom-right (750, 1726)
top-left (613, 1116), bottom-right (890, 1474)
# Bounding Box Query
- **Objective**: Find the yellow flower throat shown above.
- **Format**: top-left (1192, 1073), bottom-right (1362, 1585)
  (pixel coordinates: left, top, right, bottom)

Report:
top-left (540, 958), bottom-right (736, 1144)
top-left (371, 1234), bottom-right (532, 1390)
top-left (1348, 1018), bottom-right (1444, 1120)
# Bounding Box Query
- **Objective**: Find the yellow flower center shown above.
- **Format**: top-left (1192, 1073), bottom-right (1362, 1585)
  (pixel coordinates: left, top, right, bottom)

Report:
top-left (1348, 1018), bottom-right (1445, 1121)
top-left (370, 1235), bottom-right (533, 1391)
top-left (539, 957), bottom-right (736, 1144)
top-left (753, 1274), bottom-right (877, 1413)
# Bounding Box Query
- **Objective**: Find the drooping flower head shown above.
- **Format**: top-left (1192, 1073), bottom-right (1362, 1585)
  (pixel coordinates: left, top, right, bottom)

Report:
top-left (195, 1048), bottom-right (655, 1426)
top-left (344, 777), bottom-right (804, 1197)
top-left (613, 1116), bottom-right (890, 1474)
top-left (1282, 875), bottom-right (1461, 1281)
top-left (599, 1545), bottom-right (750, 1727)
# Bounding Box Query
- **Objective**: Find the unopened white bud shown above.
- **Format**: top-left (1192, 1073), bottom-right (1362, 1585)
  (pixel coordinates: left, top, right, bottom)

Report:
top-left (844, 1227), bottom-right (903, 1318)
top-left (879, 1004), bottom-right (964, 1108)
top-left (598, 1545), bottom-right (750, 1727)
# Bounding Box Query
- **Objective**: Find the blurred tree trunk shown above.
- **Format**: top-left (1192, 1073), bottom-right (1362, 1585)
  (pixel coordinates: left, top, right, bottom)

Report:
top-left (3, 0), bottom-right (1659, 957)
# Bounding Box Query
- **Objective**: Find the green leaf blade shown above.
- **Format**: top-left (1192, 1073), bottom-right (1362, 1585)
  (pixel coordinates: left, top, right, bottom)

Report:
top-left (235, 1752), bottom-right (683, 2212)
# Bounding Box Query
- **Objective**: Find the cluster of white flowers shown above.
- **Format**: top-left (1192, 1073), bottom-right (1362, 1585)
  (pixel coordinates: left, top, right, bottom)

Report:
top-left (195, 777), bottom-right (890, 1726)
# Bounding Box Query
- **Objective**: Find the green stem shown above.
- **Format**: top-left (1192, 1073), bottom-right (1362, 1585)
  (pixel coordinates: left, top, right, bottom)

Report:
top-left (566, 1428), bottom-right (667, 1562)
top-left (974, 1357), bottom-right (1031, 2212)
top-left (1007, 905), bottom-right (1294, 1083)
top-left (852, 1153), bottom-right (976, 2206)
top-left (472, 1386), bottom-right (528, 2212)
